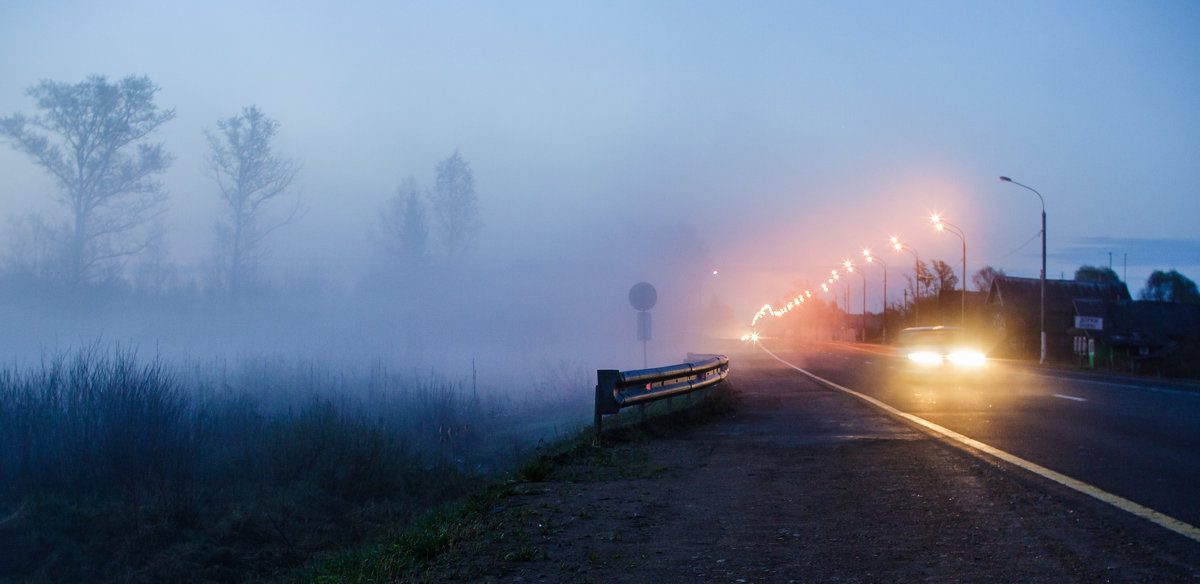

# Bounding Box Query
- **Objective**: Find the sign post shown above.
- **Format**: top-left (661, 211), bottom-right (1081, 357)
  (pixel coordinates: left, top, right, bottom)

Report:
top-left (628, 282), bottom-right (657, 368)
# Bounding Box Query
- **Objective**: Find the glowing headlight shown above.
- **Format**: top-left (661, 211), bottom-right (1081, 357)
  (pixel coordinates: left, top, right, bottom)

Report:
top-left (907, 351), bottom-right (944, 365)
top-left (947, 350), bottom-right (986, 366)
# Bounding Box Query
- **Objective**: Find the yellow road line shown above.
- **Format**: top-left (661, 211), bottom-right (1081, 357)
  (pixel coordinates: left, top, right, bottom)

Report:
top-left (758, 343), bottom-right (1200, 544)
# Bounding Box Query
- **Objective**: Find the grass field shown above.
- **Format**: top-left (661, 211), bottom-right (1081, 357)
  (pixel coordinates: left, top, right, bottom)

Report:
top-left (0, 345), bottom-right (591, 583)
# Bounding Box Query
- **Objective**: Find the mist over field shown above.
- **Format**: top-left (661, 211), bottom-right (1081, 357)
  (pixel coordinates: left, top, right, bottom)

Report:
top-left (0, 222), bottom-right (729, 382)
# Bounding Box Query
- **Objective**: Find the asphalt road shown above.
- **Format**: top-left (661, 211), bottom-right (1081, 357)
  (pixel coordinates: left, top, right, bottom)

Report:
top-left (762, 338), bottom-right (1200, 532)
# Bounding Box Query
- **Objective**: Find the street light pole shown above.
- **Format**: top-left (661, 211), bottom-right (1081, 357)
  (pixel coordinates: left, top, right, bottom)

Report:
top-left (864, 249), bottom-right (888, 343)
top-left (1000, 176), bottom-right (1047, 365)
top-left (932, 215), bottom-right (967, 334)
top-left (831, 270), bottom-right (848, 316)
top-left (890, 237), bottom-right (920, 325)
top-left (845, 260), bottom-right (866, 342)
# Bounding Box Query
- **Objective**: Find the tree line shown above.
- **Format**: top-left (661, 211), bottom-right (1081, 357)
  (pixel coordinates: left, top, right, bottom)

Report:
top-left (1073, 264), bottom-right (1199, 303)
top-left (1, 74), bottom-right (481, 295)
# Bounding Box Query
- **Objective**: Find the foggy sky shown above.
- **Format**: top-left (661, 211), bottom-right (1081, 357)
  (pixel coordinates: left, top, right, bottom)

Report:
top-left (3, 0), bottom-right (1199, 320)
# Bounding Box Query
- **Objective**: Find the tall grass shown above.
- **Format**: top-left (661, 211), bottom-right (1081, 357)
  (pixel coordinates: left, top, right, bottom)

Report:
top-left (0, 345), bottom-right (191, 502)
top-left (0, 346), bottom-right (591, 583)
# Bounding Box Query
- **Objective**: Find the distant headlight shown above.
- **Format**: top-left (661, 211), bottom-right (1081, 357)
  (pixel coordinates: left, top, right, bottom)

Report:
top-left (907, 351), bottom-right (944, 365)
top-left (947, 350), bottom-right (986, 366)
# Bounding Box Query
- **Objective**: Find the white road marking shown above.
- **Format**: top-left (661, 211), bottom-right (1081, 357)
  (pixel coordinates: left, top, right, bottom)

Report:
top-left (1052, 394), bottom-right (1088, 402)
top-left (757, 343), bottom-right (1200, 545)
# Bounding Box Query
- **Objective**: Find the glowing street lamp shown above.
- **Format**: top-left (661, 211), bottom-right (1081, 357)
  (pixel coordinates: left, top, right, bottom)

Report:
top-left (890, 236), bottom-right (921, 324)
top-left (931, 214), bottom-right (967, 332)
top-left (1000, 175), bottom-right (1047, 364)
top-left (863, 249), bottom-right (888, 343)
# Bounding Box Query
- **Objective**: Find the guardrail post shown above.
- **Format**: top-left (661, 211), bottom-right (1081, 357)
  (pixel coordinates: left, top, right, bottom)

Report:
top-left (595, 369), bottom-right (621, 434)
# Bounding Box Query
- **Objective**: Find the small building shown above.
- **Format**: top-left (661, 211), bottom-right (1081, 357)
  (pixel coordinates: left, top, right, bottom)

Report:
top-left (1071, 299), bottom-right (1200, 376)
top-left (984, 276), bottom-right (1131, 361)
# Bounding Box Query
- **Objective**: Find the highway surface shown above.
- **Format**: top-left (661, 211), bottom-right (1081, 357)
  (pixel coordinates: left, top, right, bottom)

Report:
top-left (759, 338), bottom-right (1200, 535)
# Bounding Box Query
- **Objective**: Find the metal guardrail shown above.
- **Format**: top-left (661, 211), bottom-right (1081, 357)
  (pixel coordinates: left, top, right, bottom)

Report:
top-left (594, 353), bottom-right (730, 433)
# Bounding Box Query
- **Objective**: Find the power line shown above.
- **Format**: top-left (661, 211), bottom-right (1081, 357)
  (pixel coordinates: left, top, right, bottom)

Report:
top-left (975, 230), bottom-right (1042, 265)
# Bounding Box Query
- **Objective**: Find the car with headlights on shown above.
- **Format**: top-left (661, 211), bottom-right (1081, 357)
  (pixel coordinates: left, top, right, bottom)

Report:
top-left (894, 326), bottom-right (986, 379)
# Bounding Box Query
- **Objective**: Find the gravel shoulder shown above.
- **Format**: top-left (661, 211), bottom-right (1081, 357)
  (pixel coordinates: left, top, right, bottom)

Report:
top-left (406, 350), bottom-right (1200, 583)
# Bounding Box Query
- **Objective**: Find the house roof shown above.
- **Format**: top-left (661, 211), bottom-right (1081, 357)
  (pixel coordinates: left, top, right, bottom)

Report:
top-left (1074, 298), bottom-right (1107, 319)
top-left (986, 276), bottom-right (1131, 314)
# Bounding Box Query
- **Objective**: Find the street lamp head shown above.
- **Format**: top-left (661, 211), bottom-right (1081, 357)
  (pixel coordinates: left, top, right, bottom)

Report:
top-left (1000, 174), bottom-right (1046, 210)
top-left (866, 255), bottom-right (874, 263)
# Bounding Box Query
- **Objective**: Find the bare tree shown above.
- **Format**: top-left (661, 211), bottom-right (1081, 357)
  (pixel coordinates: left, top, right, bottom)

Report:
top-left (929, 259), bottom-right (958, 294)
top-left (0, 75), bottom-right (174, 287)
top-left (205, 105), bottom-right (301, 294)
top-left (903, 260), bottom-right (934, 300)
top-left (972, 265), bottom-right (1006, 292)
top-left (431, 150), bottom-right (481, 257)
top-left (378, 176), bottom-right (429, 265)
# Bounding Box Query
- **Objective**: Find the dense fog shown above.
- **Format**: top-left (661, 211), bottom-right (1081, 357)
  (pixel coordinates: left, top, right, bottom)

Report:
top-left (0, 224), bottom-right (733, 386)
top-left (3, 2), bottom-right (1200, 381)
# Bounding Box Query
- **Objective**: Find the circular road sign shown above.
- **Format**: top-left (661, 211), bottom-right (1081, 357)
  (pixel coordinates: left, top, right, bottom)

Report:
top-left (628, 282), bottom-right (657, 312)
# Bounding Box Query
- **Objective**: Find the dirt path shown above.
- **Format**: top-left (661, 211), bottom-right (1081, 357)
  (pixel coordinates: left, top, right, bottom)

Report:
top-left (413, 350), bottom-right (1200, 583)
